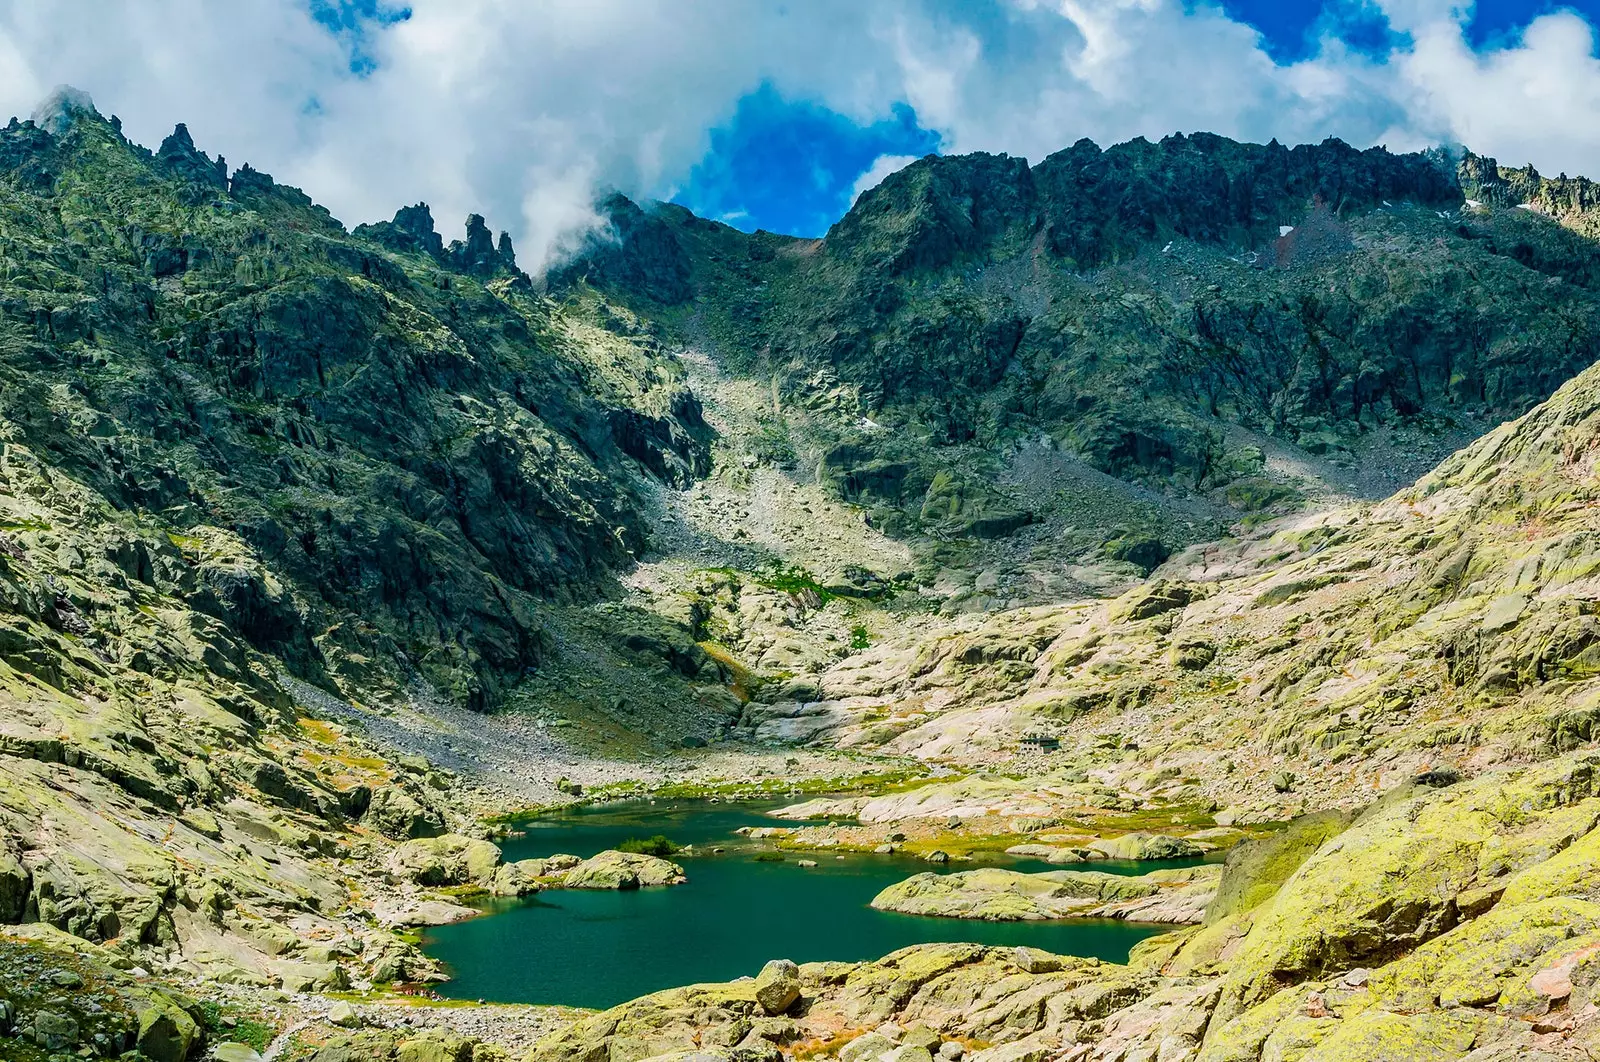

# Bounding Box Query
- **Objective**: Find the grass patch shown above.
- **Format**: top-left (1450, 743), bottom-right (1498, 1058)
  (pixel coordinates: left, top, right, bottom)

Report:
top-left (850, 625), bottom-right (871, 650)
top-left (755, 564), bottom-right (835, 602)
top-left (196, 1000), bottom-right (276, 1052)
top-left (617, 835), bottom-right (682, 857)
top-left (753, 852), bottom-right (786, 862)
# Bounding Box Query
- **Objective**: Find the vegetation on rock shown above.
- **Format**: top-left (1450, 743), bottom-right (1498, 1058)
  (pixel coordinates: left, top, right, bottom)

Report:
top-left (5, 85), bottom-right (1600, 1061)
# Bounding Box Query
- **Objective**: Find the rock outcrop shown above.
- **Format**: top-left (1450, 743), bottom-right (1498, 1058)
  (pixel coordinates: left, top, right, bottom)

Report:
top-left (871, 865), bottom-right (1220, 923)
top-left (561, 850), bottom-right (687, 889)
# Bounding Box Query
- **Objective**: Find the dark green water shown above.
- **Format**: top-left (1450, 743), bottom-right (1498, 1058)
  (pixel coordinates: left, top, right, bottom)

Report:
top-left (423, 799), bottom-right (1182, 1008)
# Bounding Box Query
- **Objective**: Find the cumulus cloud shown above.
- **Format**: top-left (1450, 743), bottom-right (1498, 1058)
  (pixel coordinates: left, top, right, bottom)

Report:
top-left (1388, 10), bottom-right (1600, 169)
top-left (2, 0), bottom-right (1600, 267)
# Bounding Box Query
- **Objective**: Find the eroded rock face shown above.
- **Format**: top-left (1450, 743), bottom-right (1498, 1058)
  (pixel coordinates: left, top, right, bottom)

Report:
top-left (0, 105), bottom-right (718, 715)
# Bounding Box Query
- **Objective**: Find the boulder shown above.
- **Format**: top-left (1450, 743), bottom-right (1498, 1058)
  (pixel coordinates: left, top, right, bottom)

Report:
top-left (328, 1000), bottom-right (361, 1028)
top-left (364, 785), bottom-right (444, 840)
top-left (1087, 833), bottom-right (1202, 861)
top-left (1012, 947), bottom-right (1065, 974)
top-left (754, 959), bottom-right (801, 1015)
top-left (490, 860), bottom-right (546, 897)
top-left (213, 1045), bottom-right (267, 1062)
top-left (840, 1032), bottom-right (898, 1062)
top-left (375, 898), bottom-right (478, 928)
top-left (136, 1002), bottom-right (199, 1062)
top-left (885, 1048), bottom-right (933, 1062)
top-left (30, 1010), bottom-right (80, 1051)
top-left (397, 1030), bottom-right (477, 1062)
top-left (563, 850), bottom-right (686, 890)
top-left (1004, 844), bottom-right (1088, 865)
top-left (389, 834), bottom-right (502, 888)
top-left (730, 1040), bottom-right (781, 1062)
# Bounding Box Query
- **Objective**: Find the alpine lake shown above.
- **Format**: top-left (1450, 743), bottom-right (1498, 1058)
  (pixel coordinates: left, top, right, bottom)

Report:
top-left (422, 798), bottom-right (1200, 1009)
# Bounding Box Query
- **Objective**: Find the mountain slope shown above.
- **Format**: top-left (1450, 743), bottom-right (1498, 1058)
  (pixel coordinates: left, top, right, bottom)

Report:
top-left (526, 299), bottom-right (1600, 1062)
top-left (561, 136), bottom-right (1600, 574)
top-left (727, 347), bottom-right (1600, 822)
top-left (1, 95), bottom-right (714, 712)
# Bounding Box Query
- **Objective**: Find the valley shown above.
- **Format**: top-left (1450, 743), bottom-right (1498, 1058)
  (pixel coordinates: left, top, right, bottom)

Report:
top-left (1, 86), bottom-right (1600, 1062)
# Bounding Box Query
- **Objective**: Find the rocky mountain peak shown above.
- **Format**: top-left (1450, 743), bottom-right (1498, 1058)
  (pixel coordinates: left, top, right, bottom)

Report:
top-left (448, 212), bottom-right (506, 276)
top-left (157, 121), bottom-right (227, 187)
top-left (29, 84), bottom-right (97, 136)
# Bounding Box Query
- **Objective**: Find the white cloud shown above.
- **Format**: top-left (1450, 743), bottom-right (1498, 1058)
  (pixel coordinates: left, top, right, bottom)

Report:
top-left (1388, 11), bottom-right (1600, 171)
top-left (852, 154), bottom-right (922, 203)
top-left (3, 0), bottom-right (1600, 267)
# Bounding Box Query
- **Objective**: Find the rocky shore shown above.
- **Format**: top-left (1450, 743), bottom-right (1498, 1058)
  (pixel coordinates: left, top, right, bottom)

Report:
top-left (870, 865), bottom-right (1221, 924)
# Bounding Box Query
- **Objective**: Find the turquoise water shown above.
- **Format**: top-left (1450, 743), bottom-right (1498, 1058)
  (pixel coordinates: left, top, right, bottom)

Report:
top-left (422, 799), bottom-right (1185, 1008)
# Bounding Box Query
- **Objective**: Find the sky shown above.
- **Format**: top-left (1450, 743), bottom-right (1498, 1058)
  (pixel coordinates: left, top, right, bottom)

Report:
top-left (3, 1), bottom-right (1600, 266)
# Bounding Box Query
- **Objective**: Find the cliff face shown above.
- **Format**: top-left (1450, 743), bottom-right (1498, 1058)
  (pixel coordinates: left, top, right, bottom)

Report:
top-left (563, 135), bottom-right (1600, 551)
top-left (0, 100), bottom-right (711, 710)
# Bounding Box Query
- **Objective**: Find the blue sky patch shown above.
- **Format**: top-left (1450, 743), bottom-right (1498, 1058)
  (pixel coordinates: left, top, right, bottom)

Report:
top-left (308, 0), bottom-right (412, 75)
top-left (669, 83), bottom-right (940, 238)
top-left (1214, 0), bottom-right (1406, 61)
top-left (1464, 0), bottom-right (1600, 47)
top-left (1218, 0), bottom-right (1600, 59)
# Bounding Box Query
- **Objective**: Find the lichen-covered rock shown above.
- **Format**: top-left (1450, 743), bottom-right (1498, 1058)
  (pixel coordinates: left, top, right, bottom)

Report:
top-left (1204, 809), bottom-right (1351, 924)
top-left (490, 860), bottom-right (546, 897)
top-left (562, 850), bottom-right (686, 890)
top-left (135, 1002), bottom-right (198, 1062)
top-left (212, 1044), bottom-right (266, 1062)
top-left (1001, 844), bottom-right (1091, 864)
top-left (838, 1032), bottom-right (896, 1062)
top-left (1293, 1009), bottom-right (1488, 1062)
top-left (753, 959), bottom-right (801, 1015)
top-left (1087, 833), bottom-right (1203, 861)
top-left (1195, 753), bottom-right (1600, 1037)
top-left (389, 835), bottom-right (503, 888)
top-left (364, 786), bottom-right (446, 840)
top-left (871, 865), bottom-right (1218, 923)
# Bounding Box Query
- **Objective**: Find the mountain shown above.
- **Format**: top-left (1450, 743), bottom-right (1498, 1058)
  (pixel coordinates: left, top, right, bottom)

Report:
top-left (561, 135), bottom-right (1600, 563)
top-left (2, 86), bottom-right (1600, 1062)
